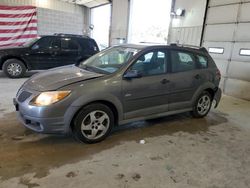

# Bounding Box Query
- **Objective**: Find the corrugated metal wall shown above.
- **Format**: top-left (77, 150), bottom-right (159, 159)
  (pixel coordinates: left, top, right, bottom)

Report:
top-left (168, 0), bottom-right (206, 45)
top-left (169, 26), bottom-right (202, 45)
top-left (202, 0), bottom-right (250, 100)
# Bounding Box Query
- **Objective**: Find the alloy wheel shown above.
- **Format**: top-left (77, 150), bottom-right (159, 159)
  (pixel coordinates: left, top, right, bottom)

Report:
top-left (81, 110), bottom-right (110, 140)
top-left (7, 63), bottom-right (22, 76)
top-left (197, 95), bottom-right (211, 115)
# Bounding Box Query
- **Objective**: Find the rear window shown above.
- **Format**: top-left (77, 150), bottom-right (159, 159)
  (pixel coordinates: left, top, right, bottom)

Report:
top-left (79, 39), bottom-right (99, 53)
top-left (88, 39), bottom-right (99, 52)
top-left (196, 55), bottom-right (208, 69)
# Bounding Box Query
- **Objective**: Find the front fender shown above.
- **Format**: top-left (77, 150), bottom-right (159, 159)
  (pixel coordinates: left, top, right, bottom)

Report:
top-left (64, 93), bottom-right (123, 131)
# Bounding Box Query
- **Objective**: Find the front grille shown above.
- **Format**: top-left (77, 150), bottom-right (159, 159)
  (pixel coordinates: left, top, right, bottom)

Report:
top-left (17, 91), bottom-right (32, 102)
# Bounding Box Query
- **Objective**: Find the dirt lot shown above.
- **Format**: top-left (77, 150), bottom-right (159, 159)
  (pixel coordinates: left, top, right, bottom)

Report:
top-left (0, 72), bottom-right (250, 188)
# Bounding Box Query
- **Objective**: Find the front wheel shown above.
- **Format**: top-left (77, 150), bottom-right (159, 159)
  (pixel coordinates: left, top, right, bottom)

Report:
top-left (72, 103), bottom-right (114, 144)
top-left (191, 91), bottom-right (212, 118)
top-left (3, 59), bottom-right (26, 78)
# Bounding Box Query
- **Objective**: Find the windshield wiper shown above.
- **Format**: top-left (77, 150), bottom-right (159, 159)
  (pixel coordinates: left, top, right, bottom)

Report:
top-left (81, 64), bottom-right (93, 71)
top-left (80, 64), bottom-right (109, 74)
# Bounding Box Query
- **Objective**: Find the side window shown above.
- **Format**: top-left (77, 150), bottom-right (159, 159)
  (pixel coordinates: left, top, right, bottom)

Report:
top-left (197, 55), bottom-right (208, 69)
top-left (170, 51), bottom-right (196, 72)
top-left (51, 38), bottom-right (60, 49)
top-left (130, 50), bottom-right (167, 76)
top-left (34, 37), bottom-right (53, 49)
top-left (61, 38), bottom-right (79, 50)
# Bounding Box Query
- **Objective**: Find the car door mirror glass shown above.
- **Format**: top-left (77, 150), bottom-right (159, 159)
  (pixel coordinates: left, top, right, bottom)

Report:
top-left (123, 70), bottom-right (142, 79)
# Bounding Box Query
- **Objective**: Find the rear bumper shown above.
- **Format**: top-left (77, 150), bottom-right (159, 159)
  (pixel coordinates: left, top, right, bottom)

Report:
top-left (213, 88), bottom-right (222, 108)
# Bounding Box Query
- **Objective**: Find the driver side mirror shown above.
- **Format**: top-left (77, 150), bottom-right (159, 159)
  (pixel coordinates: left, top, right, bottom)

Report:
top-left (31, 44), bottom-right (39, 50)
top-left (123, 70), bottom-right (142, 79)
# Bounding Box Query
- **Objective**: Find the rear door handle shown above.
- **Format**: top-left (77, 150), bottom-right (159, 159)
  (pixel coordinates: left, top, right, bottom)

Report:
top-left (194, 74), bottom-right (201, 79)
top-left (161, 79), bottom-right (170, 84)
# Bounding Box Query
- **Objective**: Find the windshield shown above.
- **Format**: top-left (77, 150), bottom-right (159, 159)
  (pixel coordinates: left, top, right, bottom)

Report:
top-left (21, 37), bottom-right (40, 47)
top-left (79, 46), bottom-right (139, 74)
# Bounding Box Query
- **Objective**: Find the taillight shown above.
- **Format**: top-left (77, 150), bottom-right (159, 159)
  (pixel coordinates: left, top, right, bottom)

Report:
top-left (216, 69), bottom-right (221, 80)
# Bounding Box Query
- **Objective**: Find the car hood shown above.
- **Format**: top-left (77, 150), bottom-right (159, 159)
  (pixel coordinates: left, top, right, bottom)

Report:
top-left (0, 46), bottom-right (28, 54)
top-left (23, 65), bottom-right (104, 91)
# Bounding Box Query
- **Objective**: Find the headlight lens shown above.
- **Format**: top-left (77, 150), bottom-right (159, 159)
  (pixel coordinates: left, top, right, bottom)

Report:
top-left (31, 91), bottom-right (71, 106)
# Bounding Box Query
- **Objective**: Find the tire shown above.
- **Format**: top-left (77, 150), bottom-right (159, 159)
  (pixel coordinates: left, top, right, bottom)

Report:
top-left (191, 91), bottom-right (212, 118)
top-left (72, 103), bottom-right (114, 144)
top-left (3, 59), bottom-right (26, 78)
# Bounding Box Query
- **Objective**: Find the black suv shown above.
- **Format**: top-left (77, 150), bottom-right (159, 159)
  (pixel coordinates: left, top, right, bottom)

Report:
top-left (0, 34), bottom-right (99, 78)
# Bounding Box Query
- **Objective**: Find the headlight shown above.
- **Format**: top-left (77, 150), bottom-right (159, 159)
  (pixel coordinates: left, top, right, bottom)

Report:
top-left (30, 91), bottom-right (71, 106)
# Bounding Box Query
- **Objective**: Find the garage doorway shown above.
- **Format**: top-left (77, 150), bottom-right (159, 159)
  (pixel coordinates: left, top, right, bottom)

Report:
top-left (91, 4), bottom-right (111, 50)
top-left (128, 0), bottom-right (172, 44)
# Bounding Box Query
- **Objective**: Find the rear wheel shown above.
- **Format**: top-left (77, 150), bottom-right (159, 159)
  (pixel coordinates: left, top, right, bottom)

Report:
top-left (3, 59), bottom-right (26, 78)
top-left (72, 103), bottom-right (114, 144)
top-left (191, 91), bottom-right (212, 118)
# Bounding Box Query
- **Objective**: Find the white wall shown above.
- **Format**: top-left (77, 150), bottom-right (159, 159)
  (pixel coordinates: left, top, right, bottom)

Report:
top-left (0, 0), bottom-right (89, 35)
top-left (37, 8), bottom-right (85, 35)
top-left (169, 0), bottom-right (206, 45)
top-left (0, 0), bottom-right (84, 14)
top-left (172, 0), bottom-right (206, 27)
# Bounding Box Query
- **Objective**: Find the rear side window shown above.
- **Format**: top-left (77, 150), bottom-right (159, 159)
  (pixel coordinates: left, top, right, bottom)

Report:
top-left (170, 51), bottom-right (196, 72)
top-left (197, 55), bottom-right (208, 69)
top-left (61, 38), bottom-right (79, 50)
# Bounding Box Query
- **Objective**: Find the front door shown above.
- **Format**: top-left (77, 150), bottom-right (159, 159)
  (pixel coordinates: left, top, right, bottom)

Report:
top-left (26, 36), bottom-right (61, 70)
top-left (122, 49), bottom-right (170, 120)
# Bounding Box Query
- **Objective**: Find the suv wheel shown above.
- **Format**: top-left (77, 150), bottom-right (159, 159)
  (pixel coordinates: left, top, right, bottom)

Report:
top-left (191, 91), bottom-right (212, 118)
top-left (73, 103), bottom-right (114, 144)
top-left (3, 59), bottom-right (26, 78)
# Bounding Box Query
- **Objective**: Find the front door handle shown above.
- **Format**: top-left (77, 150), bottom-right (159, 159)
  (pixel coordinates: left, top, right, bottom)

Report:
top-left (161, 79), bottom-right (170, 84)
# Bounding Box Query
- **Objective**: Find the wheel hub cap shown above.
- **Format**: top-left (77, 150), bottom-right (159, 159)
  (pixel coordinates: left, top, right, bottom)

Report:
top-left (7, 63), bottom-right (22, 76)
top-left (81, 110), bottom-right (110, 140)
top-left (197, 95), bottom-right (211, 115)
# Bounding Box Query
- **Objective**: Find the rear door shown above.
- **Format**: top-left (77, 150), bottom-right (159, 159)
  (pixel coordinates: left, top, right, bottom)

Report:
top-left (122, 48), bottom-right (170, 119)
top-left (168, 49), bottom-right (204, 111)
top-left (59, 37), bottom-right (81, 66)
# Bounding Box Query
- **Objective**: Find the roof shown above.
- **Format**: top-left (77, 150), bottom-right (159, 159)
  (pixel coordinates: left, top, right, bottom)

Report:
top-left (40, 33), bottom-right (93, 40)
top-left (118, 43), bottom-right (208, 53)
top-left (118, 43), bottom-right (168, 50)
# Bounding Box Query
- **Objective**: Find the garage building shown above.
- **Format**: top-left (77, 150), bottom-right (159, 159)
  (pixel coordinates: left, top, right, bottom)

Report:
top-left (0, 0), bottom-right (250, 187)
